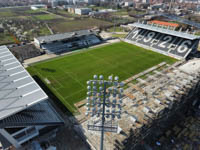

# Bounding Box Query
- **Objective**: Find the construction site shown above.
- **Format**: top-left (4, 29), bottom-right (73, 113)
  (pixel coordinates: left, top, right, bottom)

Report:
top-left (74, 59), bottom-right (200, 150)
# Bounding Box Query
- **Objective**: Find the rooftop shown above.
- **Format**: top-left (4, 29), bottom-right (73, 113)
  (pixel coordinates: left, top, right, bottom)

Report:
top-left (148, 20), bottom-right (179, 28)
top-left (35, 30), bottom-right (94, 44)
top-left (0, 46), bottom-right (48, 120)
top-left (0, 100), bottom-right (64, 128)
top-left (161, 13), bottom-right (200, 29)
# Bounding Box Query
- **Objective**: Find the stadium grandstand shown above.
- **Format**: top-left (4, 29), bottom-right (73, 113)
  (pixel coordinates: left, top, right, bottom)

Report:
top-left (0, 46), bottom-right (64, 149)
top-left (81, 59), bottom-right (200, 149)
top-left (125, 22), bottom-right (200, 60)
top-left (34, 30), bottom-right (101, 54)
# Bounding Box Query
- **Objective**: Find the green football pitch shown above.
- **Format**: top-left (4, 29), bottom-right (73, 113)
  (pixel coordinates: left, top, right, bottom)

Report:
top-left (27, 42), bottom-right (177, 113)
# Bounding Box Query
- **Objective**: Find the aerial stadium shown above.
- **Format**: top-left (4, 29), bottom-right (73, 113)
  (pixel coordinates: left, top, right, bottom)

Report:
top-left (25, 19), bottom-right (200, 149)
top-left (1, 17), bottom-right (200, 150)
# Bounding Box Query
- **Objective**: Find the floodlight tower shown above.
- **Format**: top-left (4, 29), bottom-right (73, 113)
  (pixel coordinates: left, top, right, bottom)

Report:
top-left (85, 75), bottom-right (124, 150)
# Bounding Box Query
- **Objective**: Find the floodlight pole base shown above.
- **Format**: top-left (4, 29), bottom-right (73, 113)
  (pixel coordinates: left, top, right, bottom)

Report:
top-left (100, 82), bottom-right (107, 150)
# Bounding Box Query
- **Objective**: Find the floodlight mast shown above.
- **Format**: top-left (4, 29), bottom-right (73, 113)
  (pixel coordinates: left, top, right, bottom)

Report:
top-left (86, 75), bottom-right (124, 150)
top-left (100, 81), bottom-right (107, 150)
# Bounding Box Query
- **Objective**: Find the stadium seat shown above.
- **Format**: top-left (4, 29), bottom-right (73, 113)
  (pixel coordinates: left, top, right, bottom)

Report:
top-left (125, 27), bottom-right (199, 59)
top-left (41, 34), bottom-right (101, 54)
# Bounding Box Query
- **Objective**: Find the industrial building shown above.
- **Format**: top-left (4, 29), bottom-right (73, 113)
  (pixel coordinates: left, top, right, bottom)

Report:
top-left (34, 30), bottom-right (101, 54)
top-left (74, 8), bottom-right (92, 15)
top-left (78, 59), bottom-right (200, 149)
top-left (0, 46), bottom-right (64, 149)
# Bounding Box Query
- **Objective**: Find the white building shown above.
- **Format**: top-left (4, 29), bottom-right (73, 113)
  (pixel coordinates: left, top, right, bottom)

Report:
top-left (148, 3), bottom-right (164, 10)
top-left (178, 0), bottom-right (185, 3)
top-left (89, 9), bottom-right (117, 15)
top-left (75, 8), bottom-right (92, 15)
top-left (142, 0), bottom-right (149, 3)
top-left (125, 1), bottom-right (133, 6)
top-left (31, 4), bottom-right (46, 10)
top-left (84, 0), bottom-right (93, 4)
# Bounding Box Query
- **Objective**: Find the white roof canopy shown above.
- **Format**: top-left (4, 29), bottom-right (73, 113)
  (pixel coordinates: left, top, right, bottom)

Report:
top-left (0, 46), bottom-right (48, 120)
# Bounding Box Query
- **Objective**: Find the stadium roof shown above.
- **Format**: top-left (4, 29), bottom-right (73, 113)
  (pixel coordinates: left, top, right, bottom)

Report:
top-left (0, 100), bottom-right (64, 128)
top-left (148, 20), bottom-right (179, 28)
top-left (35, 30), bottom-right (93, 44)
top-left (161, 13), bottom-right (200, 29)
top-left (130, 22), bottom-right (200, 40)
top-left (0, 46), bottom-right (48, 120)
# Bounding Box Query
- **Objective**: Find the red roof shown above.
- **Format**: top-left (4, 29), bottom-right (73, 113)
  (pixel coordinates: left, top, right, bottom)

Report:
top-left (149, 20), bottom-right (179, 28)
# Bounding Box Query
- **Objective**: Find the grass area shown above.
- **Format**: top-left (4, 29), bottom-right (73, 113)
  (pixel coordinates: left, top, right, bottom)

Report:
top-left (114, 10), bottom-right (128, 16)
top-left (0, 11), bottom-right (15, 17)
top-left (27, 26), bottom-right (51, 40)
top-left (0, 7), bottom-right (32, 17)
top-left (112, 34), bottom-right (127, 38)
top-left (27, 42), bottom-right (177, 114)
top-left (88, 6), bottom-right (108, 10)
top-left (129, 10), bottom-right (146, 15)
top-left (112, 9), bottom-right (145, 16)
top-left (50, 18), bottom-right (113, 32)
top-left (195, 32), bottom-right (200, 36)
top-left (25, 9), bottom-right (47, 14)
top-left (39, 27), bottom-right (51, 36)
top-left (56, 10), bottom-right (68, 14)
top-left (34, 14), bottom-right (57, 20)
top-left (107, 26), bottom-right (124, 32)
top-left (0, 32), bottom-right (15, 45)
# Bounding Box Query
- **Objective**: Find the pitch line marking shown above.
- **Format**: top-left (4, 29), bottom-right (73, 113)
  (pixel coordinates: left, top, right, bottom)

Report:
top-left (63, 89), bottom-right (85, 100)
top-left (63, 70), bottom-right (85, 88)
top-left (30, 67), bottom-right (74, 110)
top-left (51, 75), bottom-right (64, 88)
top-left (51, 85), bottom-right (76, 112)
top-left (47, 76), bottom-right (62, 89)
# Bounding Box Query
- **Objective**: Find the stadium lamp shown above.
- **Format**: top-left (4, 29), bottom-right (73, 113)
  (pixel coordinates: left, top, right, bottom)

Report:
top-left (85, 75), bottom-right (124, 150)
